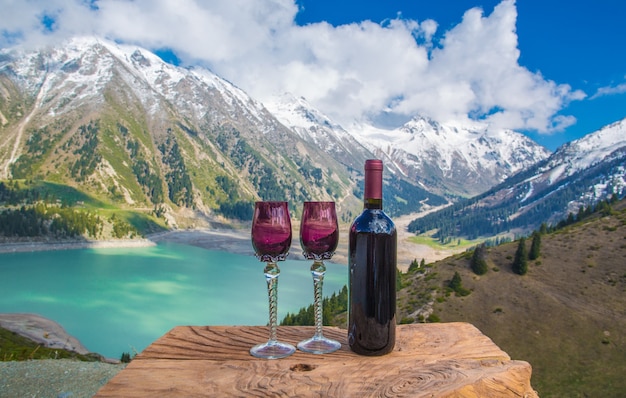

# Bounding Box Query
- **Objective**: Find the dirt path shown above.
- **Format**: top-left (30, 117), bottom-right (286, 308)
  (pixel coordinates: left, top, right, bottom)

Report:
top-left (394, 212), bottom-right (459, 271)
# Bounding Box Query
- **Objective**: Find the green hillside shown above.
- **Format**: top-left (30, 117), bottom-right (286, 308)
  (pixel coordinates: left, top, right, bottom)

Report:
top-left (0, 179), bottom-right (167, 239)
top-left (397, 197), bottom-right (626, 397)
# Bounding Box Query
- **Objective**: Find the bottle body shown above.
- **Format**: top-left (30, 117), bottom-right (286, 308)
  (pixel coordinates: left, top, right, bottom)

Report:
top-left (348, 160), bottom-right (397, 356)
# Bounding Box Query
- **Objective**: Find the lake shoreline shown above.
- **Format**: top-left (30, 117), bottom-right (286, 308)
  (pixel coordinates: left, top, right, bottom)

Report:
top-left (0, 228), bottom-right (251, 255)
top-left (0, 313), bottom-right (91, 355)
top-left (0, 220), bottom-right (457, 268)
top-left (0, 237), bottom-right (156, 254)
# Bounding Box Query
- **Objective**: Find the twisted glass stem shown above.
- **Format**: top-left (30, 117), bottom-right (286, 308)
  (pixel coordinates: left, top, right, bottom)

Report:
top-left (264, 262), bottom-right (280, 343)
top-left (311, 260), bottom-right (326, 338)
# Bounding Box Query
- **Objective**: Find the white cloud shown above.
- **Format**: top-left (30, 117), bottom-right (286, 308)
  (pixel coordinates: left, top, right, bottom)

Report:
top-left (0, 0), bottom-right (583, 133)
top-left (591, 81), bottom-right (626, 99)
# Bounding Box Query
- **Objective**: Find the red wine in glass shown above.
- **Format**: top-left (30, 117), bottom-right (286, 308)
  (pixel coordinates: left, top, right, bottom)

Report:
top-left (300, 221), bottom-right (339, 256)
top-left (250, 201), bottom-right (295, 359)
top-left (297, 201), bottom-right (342, 354)
top-left (251, 224), bottom-right (292, 260)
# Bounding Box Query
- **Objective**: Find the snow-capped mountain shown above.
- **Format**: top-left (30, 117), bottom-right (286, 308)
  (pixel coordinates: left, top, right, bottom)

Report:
top-left (263, 93), bottom-right (372, 170)
top-left (541, 118), bottom-right (626, 183)
top-left (1, 36), bottom-right (623, 227)
top-left (269, 91), bottom-right (551, 198)
top-left (408, 117), bottom-right (626, 238)
top-left (264, 93), bottom-right (449, 214)
top-left (349, 116), bottom-right (552, 197)
top-left (0, 37), bottom-right (357, 223)
top-left (522, 118), bottom-right (626, 213)
top-left (1, 36), bottom-right (281, 137)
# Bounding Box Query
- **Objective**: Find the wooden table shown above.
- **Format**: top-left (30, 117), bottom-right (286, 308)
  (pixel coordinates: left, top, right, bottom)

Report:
top-left (95, 323), bottom-right (537, 397)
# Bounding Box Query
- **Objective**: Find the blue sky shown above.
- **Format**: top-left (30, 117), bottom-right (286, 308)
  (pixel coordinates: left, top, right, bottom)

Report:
top-left (1, 0), bottom-right (625, 151)
top-left (293, 0), bottom-right (626, 150)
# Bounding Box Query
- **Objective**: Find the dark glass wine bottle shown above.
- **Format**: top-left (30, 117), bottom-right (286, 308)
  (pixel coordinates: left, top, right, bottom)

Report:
top-left (348, 159), bottom-right (397, 356)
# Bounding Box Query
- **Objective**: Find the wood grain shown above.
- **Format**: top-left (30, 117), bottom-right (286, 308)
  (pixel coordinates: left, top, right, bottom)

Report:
top-left (95, 324), bottom-right (538, 397)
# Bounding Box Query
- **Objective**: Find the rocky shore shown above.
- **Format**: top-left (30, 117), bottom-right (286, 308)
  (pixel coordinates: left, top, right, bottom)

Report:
top-left (0, 213), bottom-right (456, 268)
top-left (0, 313), bottom-right (91, 356)
top-left (0, 314), bottom-right (125, 397)
top-left (145, 216), bottom-right (456, 269)
top-left (0, 237), bottom-right (156, 254)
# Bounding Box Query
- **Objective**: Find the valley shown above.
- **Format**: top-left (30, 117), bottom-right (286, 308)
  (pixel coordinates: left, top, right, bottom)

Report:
top-left (1, 35), bottom-right (626, 397)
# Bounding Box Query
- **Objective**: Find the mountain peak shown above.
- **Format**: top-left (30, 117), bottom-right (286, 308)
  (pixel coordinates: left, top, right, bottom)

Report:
top-left (345, 115), bottom-right (551, 197)
top-left (547, 117), bottom-right (626, 180)
top-left (567, 117), bottom-right (626, 157)
top-left (265, 92), bottom-right (339, 130)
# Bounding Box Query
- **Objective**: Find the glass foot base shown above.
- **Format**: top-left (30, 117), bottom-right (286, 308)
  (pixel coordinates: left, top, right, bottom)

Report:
top-left (297, 336), bottom-right (341, 354)
top-left (250, 340), bottom-right (296, 359)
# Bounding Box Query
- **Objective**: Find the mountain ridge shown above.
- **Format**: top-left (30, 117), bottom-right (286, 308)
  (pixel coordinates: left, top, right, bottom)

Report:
top-left (0, 36), bottom-right (360, 226)
top-left (266, 92), bottom-right (552, 198)
top-left (353, 116), bottom-right (551, 197)
top-left (1, 36), bottom-right (624, 235)
top-left (407, 116), bottom-right (626, 239)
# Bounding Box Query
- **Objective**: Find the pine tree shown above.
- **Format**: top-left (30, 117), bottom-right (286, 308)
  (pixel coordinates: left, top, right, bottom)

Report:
top-left (529, 232), bottom-right (541, 260)
top-left (512, 237), bottom-right (528, 275)
top-left (408, 258), bottom-right (420, 272)
top-left (449, 271), bottom-right (462, 291)
top-left (448, 271), bottom-right (470, 296)
top-left (470, 243), bottom-right (489, 275)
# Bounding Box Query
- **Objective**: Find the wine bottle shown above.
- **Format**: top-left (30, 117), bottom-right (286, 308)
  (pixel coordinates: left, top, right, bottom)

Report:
top-left (348, 159), bottom-right (397, 356)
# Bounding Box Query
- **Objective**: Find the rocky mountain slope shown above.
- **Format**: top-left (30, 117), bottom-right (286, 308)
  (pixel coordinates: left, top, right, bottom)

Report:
top-left (408, 117), bottom-right (626, 238)
top-left (351, 116), bottom-right (552, 197)
top-left (0, 37), bottom-right (357, 224)
top-left (264, 93), bottom-right (373, 171)
top-left (266, 94), bottom-right (552, 199)
top-left (1, 36), bottom-right (621, 234)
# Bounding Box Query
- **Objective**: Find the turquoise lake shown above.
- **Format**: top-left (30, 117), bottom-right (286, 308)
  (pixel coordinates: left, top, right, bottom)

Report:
top-left (0, 242), bottom-right (348, 359)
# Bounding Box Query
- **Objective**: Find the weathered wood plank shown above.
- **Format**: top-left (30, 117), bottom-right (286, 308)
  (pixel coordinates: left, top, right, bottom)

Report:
top-left (95, 324), bottom-right (538, 397)
top-left (137, 323), bottom-right (510, 361)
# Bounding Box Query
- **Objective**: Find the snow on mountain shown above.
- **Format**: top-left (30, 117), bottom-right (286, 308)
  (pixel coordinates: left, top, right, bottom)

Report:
top-left (263, 93), bottom-right (373, 169)
top-left (265, 93), bottom-right (340, 134)
top-left (501, 116), bottom-right (625, 222)
top-left (265, 90), bottom-right (552, 198)
top-left (344, 116), bottom-right (551, 197)
top-left (4, 35), bottom-right (621, 217)
top-left (0, 36), bottom-right (273, 128)
top-left (390, 116), bottom-right (548, 176)
top-left (520, 117), bottom-right (626, 211)
top-left (0, 36), bottom-right (358, 212)
top-left (407, 117), bottom-right (626, 238)
top-left (543, 118), bottom-right (626, 181)
top-left (103, 37), bottom-right (273, 127)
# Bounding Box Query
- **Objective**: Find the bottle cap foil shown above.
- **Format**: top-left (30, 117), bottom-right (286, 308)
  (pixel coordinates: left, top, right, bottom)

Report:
top-left (364, 159), bottom-right (383, 199)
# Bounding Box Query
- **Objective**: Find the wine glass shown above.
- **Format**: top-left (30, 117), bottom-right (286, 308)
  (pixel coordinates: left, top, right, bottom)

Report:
top-left (297, 201), bottom-right (342, 354)
top-left (250, 201), bottom-right (296, 359)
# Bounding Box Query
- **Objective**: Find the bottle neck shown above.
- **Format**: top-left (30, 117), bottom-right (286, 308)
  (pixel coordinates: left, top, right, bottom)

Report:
top-left (364, 197), bottom-right (383, 210)
top-left (363, 161), bottom-right (383, 210)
